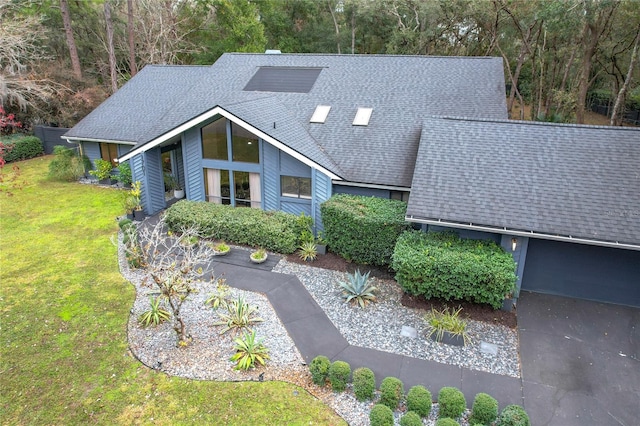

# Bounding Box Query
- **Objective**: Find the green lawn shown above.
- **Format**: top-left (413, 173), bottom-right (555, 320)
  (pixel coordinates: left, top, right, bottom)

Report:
top-left (0, 156), bottom-right (345, 425)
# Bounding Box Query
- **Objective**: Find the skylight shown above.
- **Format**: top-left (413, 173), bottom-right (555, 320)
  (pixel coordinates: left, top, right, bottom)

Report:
top-left (353, 107), bottom-right (373, 126)
top-left (310, 105), bottom-right (331, 123)
top-left (243, 67), bottom-right (322, 93)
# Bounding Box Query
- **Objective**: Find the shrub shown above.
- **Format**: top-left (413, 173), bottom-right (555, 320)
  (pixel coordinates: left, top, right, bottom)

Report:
top-left (369, 404), bottom-right (394, 426)
top-left (435, 419), bottom-right (460, 426)
top-left (47, 146), bottom-right (87, 181)
top-left (214, 297), bottom-right (263, 334)
top-left (320, 194), bottom-right (409, 266)
top-left (469, 393), bottom-right (498, 425)
top-left (309, 355), bottom-right (331, 386)
top-left (328, 360), bottom-right (351, 392)
top-left (497, 405), bottom-right (530, 426)
top-left (229, 329), bottom-right (270, 370)
top-left (118, 218), bottom-right (133, 230)
top-left (352, 367), bottom-right (375, 401)
top-left (438, 387), bottom-right (466, 419)
top-left (392, 231), bottom-right (517, 309)
top-left (89, 158), bottom-right (114, 180)
top-left (3, 136), bottom-right (43, 163)
top-left (297, 241), bottom-right (317, 261)
top-left (116, 161), bottom-right (132, 186)
top-left (379, 376), bottom-right (404, 410)
top-left (407, 385), bottom-right (432, 417)
top-left (138, 296), bottom-right (171, 327)
top-left (400, 411), bottom-right (422, 426)
top-left (164, 200), bottom-right (312, 254)
top-left (338, 269), bottom-right (377, 308)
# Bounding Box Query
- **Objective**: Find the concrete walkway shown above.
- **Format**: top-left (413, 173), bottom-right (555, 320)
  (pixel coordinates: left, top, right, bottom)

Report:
top-left (210, 259), bottom-right (525, 410)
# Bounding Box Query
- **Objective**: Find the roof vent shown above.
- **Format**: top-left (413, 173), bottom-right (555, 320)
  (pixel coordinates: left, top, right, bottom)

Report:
top-left (265, 49), bottom-right (282, 54)
top-left (310, 105), bottom-right (331, 123)
top-left (353, 107), bottom-right (373, 126)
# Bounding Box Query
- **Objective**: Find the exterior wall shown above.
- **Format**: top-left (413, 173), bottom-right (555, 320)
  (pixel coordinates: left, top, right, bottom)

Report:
top-left (312, 169), bottom-right (332, 232)
top-left (182, 128), bottom-right (205, 201)
top-left (333, 184), bottom-right (391, 198)
top-left (140, 148), bottom-right (166, 215)
top-left (82, 142), bottom-right (101, 167)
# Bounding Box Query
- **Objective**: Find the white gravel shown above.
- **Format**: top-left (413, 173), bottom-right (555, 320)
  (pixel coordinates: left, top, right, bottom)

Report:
top-left (120, 232), bottom-right (520, 426)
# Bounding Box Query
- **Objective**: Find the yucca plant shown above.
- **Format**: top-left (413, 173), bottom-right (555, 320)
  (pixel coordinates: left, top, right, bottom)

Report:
top-left (230, 329), bottom-right (270, 370)
top-left (214, 297), bottom-right (263, 334)
top-left (338, 269), bottom-right (377, 308)
top-left (424, 306), bottom-right (471, 346)
top-left (297, 241), bottom-right (318, 262)
top-left (205, 279), bottom-right (230, 310)
top-left (138, 296), bottom-right (171, 327)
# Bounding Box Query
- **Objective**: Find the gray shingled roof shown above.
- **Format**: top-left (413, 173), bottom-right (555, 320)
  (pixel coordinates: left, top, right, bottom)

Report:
top-left (407, 117), bottom-right (640, 246)
top-left (65, 53), bottom-right (507, 187)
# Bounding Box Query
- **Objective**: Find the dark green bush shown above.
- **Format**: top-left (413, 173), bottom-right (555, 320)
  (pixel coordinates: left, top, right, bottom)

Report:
top-left (164, 200), bottom-right (312, 254)
top-left (435, 418), bottom-right (460, 426)
top-left (309, 355), bottom-right (330, 386)
top-left (47, 146), bottom-right (88, 181)
top-left (392, 231), bottom-right (516, 309)
top-left (469, 393), bottom-right (498, 425)
top-left (438, 387), bottom-right (466, 419)
top-left (3, 136), bottom-right (43, 163)
top-left (118, 218), bottom-right (133, 230)
top-left (369, 404), bottom-right (394, 426)
top-left (407, 385), bottom-right (432, 417)
top-left (400, 411), bottom-right (422, 426)
top-left (379, 376), bottom-right (404, 410)
top-left (497, 405), bottom-right (530, 426)
top-left (116, 161), bottom-right (132, 186)
top-left (352, 367), bottom-right (375, 401)
top-left (328, 360), bottom-right (351, 392)
top-left (320, 194), bottom-right (409, 266)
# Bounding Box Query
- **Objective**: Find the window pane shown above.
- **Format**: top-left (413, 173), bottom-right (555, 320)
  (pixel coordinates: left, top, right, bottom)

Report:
top-left (299, 177), bottom-right (311, 199)
top-left (231, 123), bottom-right (259, 163)
top-left (204, 168), bottom-right (231, 204)
top-left (234, 171), bottom-right (251, 207)
top-left (281, 176), bottom-right (311, 199)
top-left (202, 119), bottom-right (228, 160)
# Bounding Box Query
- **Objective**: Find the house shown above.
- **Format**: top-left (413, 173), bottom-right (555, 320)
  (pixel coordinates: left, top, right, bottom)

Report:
top-left (63, 53), bottom-right (640, 307)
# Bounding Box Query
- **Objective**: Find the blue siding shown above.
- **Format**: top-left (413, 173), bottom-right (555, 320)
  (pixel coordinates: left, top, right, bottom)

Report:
top-left (333, 184), bottom-right (391, 198)
top-left (131, 154), bottom-right (144, 184)
top-left (83, 142), bottom-right (101, 167)
top-left (182, 128), bottom-right (204, 201)
top-left (262, 143), bottom-right (280, 211)
top-left (282, 201), bottom-right (312, 216)
top-left (280, 151), bottom-right (311, 177)
top-left (144, 148), bottom-right (166, 214)
top-left (174, 146), bottom-right (185, 190)
top-left (500, 235), bottom-right (529, 297)
top-left (117, 145), bottom-right (131, 156)
top-left (312, 170), bottom-right (332, 232)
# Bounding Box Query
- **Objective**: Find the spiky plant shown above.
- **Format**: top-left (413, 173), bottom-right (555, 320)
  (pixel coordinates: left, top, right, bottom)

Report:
top-left (338, 269), bottom-right (377, 308)
top-left (230, 329), bottom-right (270, 370)
top-left (424, 306), bottom-right (471, 346)
top-left (205, 279), bottom-right (230, 309)
top-left (214, 297), bottom-right (263, 334)
top-left (297, 241), bottom-right (318, 262)
top-left (138, 296), bottom-right (171, 327)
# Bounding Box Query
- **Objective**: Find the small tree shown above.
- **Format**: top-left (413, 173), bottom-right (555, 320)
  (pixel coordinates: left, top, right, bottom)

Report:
top-left (122, 218), bottom-right (218, 346)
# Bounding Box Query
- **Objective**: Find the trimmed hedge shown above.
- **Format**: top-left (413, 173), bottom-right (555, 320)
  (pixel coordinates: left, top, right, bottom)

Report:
top-left (497, 405), bottom-right (530, 426)
top-left (369, 404), bottom-right (394, 426)
top-left (4, 136), bottom-right (43, 163)
top-left (328, 360), bottom-right (351, 392)
top-left (399, 411), bottom-right (422, 426)
top-left (435, 419), bottom-right (460, 426)
top-left (320, 194), bottom-right (409, 266)
top-left (352, 367), bottom-right (375, 401)
top-left (309, 355), bottom-right (330, 386)
top-left (392, 231), bottom-right (516, 309)
top-left (469, 393), bottom-right (498, 425)
top-left (379, 376), bottom-right (404, 410)
top-left (406, 385), bottom-right (432, 417)
top-left (438, 387), bottom-right (466, 419)
top-left (164, 200), bottom-right (312, 254)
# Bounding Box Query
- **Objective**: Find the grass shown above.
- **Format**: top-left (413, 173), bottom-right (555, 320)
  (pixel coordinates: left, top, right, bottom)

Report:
top-left (0, 156), bottom-right (346, 425)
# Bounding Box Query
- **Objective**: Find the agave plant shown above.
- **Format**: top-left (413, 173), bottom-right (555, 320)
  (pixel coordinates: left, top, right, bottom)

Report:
top-left (230, 329), bottom-right (270, 370)
top-left (297, 241), bottom-right (318, 262)
top-left (214, 297), bottom-right (263, 334)
top-left (138, 296), bottom-right (171, 327)
top-left (205, 279), bottom-right (230, 310)
top-left (338, 269), bottom-right (377, 308)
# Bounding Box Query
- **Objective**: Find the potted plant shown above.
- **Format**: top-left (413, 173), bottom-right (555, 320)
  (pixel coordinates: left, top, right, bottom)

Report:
top-left (298, 241), bottom-right (317, 262)
top-left (211, 241), bottom-right (230, 256)
top-left (130, 181), bottom-right (144, 221)
top-left (315, 232), bottom-right (327, 255)
top-left (501, 292), bottom-right (516, 312)
top-left (164, 173), bottom-right (185, 199)
top-left (250, 248), bottom-right (267, 264)
top-left (424, 306), bottom-right (470, 347)
top-left (123, 195), bottom-right (137, 220)
top-left (89, 159), bottom-right (114, 184)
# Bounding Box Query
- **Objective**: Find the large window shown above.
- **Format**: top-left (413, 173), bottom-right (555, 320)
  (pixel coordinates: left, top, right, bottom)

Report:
top-left (281, 176), bottom-right (311, 199)
top-left (205, 169), bottom-right (261, 208)
top-left (231, 123), bottom-right (259, 163)
top-left (202, 119), bottom-right (259, 163)
top-left (100, 143), bottom-right (118, 167)
top-left (202, 119), bottom-right (228, 160)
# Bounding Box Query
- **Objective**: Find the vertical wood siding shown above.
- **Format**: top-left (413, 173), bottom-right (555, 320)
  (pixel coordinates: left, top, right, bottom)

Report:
top-left (262, 142), bottom-right (279, 211)
top-left (82, 142), bottom-right (101, 167)
top-left (182, 128), bottom-right (204, 201)
top-left (143, 148), bottom-right (166, 214)
top-left (312, 170), bottom-right (332, 232)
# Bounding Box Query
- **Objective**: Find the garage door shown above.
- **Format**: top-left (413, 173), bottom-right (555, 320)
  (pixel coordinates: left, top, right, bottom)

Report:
top-left (522, 239), bottom-right (640, 307)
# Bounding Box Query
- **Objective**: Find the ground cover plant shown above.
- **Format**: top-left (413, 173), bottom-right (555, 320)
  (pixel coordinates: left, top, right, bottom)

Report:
top-left (0, 156), bottom-right (345, 425)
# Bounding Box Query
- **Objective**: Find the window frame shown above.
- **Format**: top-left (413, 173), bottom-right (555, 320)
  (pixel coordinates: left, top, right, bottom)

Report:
top-left (280, 175), bottom-right (312, 200)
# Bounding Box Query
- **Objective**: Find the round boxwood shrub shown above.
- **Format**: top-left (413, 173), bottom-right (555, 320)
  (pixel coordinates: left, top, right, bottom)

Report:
top-left (497, 404), bottom-right (530, 426)
top-left (438, 387), bottom-right (466, 419)
top-left (469, 392), bottom-right (498, 425)
top-left (369, 404), bottom-right (394, 426)
top-left (328, 360), bottom-right (351, 392)
top-left (352, 367), bottom-right (375, 401)
top-left (309, 355), bottom-right (330, 386)
top-left (379, 376), bottom-right (404, 410)
top-left (406, 385), bottom-right (432, 417)
top-left (399, 411), bottom-right (422, 426)
top-left (436, 418), bottom-right (460, 426)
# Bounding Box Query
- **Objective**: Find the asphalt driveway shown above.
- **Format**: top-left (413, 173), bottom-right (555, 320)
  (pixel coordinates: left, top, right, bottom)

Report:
top-left (518, 291), bottom-right (640, 426)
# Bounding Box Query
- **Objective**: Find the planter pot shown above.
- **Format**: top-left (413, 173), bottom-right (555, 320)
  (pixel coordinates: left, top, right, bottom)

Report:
top-left (250, 254), bottom-right (268, 264)
top-left (214, 249), bottom-right (230, 256)
top-left (133, 210), bottom-right (145, 221)
top-left (174, 189), bottom-right (185, 199)
top-left (501, 297), bottom-right (515, 312)
top-left (430, 331), bottom-right (465, 347)
top-left (126, 212), bottom-right (134, 220)
top-left (315, 244), bottom-right (327, 255)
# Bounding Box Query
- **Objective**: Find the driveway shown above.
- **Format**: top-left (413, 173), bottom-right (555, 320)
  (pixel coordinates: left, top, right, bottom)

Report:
top-left (518, 291), bottom-right (640, 426)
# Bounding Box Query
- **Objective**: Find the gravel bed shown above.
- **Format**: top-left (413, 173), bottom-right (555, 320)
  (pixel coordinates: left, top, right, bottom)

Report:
top-left (273, 260), bottom-right (521, 378)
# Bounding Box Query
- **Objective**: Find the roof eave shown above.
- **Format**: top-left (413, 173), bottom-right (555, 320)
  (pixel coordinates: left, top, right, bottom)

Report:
top-left (62, 136), bottom-right (138, 145)
top-left (405, 216), bottom-right (640, 251)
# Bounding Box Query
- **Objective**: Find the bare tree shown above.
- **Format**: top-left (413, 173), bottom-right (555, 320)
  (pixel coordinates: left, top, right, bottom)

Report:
top-left (610, 25), bottom-right (640, 126)
top-left (122, 219), bottom-right (218, 346)
top-left (104, 1), bottom-right (118, 93)
top-left (127, 0), bottom-right (138, 77)
top-left (59, 0), bottom-right (82, 79)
